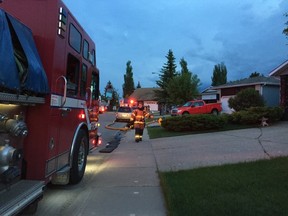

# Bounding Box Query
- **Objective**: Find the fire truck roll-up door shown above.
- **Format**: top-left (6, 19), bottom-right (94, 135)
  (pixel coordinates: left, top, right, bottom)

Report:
top-left (0, 9), bottom-right (46, 216)
top-left (0, 9), bottom-right (49, 95)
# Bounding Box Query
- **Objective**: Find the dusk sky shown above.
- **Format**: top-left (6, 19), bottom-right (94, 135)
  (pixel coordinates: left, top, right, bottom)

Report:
top-left (63, 0), bottom-right (288, 96)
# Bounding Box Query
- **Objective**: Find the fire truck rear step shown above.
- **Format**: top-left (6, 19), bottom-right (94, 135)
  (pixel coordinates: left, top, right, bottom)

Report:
top-left (0, 180), bottom-right (45, 216)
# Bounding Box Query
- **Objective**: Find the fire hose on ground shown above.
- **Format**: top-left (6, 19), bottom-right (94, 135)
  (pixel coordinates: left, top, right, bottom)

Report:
top-left (104, 118), bottom-right (162, 131)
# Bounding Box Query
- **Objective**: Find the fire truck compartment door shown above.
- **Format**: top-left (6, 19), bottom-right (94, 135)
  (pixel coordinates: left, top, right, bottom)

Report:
top-left (0, 9), bottom-right (19, 91)
top-left (0, 9), bottom-right (49, 94)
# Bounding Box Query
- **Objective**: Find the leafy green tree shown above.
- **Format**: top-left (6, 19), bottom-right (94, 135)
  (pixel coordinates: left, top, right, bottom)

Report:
top-left (228, 88), bottom-right (265, 111)
top-left (109, 90), bottom-right (119, 110)
top-left (104, 81), bottom-right (113, 99)
top-left (249, 72), bottom-right (263, 78)
top-left (180, 57), bottom-right (189, 74)
top-left (122, 60), bottom-right (135, 98)
top-left (167, 58), bottom-right (200, 105)
top-left (155, 49), bottom-right (177, 103)
top-left (211, 62), bottom-right (227, 86)
top-left (103, 81), bottom-right (119, 110)
top-left (136, 81), bottom-right (141, 88)
top-left (283, 12), bottom-right (288, 38)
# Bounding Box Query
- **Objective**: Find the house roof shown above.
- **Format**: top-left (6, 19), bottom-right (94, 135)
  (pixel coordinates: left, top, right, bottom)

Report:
top-left (211, 76), bottom-right (280, 89)
top-left (201, 87), bottom-right (218, 94)
top-left (269, 60), bottom-right (288, 76)
top-left (129, 88), bottom-right (161, 101)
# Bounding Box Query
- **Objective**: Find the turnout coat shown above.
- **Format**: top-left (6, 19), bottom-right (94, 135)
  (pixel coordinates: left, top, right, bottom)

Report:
top-left (131, 108), bottom-right (150, 130)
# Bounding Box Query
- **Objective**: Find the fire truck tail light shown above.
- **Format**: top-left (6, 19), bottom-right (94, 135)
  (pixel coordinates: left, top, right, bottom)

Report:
top-left (91, 137), bottom-right (102, 147)
top-left (78, 114), bottom-right (85, 119)
top-left (92, 139), bottom-right (96, 145)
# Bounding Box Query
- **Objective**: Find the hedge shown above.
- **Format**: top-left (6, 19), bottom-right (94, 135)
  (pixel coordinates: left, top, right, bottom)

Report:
top-left (161, 114), bottom-right (227, 132)
top-left (160, 106), bottom-right (284, 132)
top-left (228, 106), bottom-right (284, 125)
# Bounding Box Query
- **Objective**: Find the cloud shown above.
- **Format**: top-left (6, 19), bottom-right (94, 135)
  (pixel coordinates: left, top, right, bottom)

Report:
top-left (63, 0), bottom-right (288, 95)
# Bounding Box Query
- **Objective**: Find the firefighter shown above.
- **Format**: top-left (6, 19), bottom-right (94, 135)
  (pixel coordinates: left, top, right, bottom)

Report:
top-left (130, 101), bottom-right (152, 142)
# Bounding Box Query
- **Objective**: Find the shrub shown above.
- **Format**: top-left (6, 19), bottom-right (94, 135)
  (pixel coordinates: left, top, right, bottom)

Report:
top-left (161, 114), bottom-right (227, 132)
top-left (160, 107), bottom-right (284, 131)
top-left (229, 106), bottom-right (284, 125)
top-left (228, 88), bottom-right (265, 111)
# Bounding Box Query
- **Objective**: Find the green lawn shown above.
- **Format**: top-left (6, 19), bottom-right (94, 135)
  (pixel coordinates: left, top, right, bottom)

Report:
top-left (147, 124), bottom-right (288, 216)
top-left (159, 157), bottom-right (288, 216)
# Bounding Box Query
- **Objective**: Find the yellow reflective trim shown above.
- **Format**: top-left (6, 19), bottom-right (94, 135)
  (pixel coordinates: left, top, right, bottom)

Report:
top-left (134, 121), bottom-right (144, 124)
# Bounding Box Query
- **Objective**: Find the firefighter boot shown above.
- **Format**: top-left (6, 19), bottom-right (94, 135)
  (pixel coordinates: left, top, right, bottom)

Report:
top-left (135, 134), bottom-right (140, 142)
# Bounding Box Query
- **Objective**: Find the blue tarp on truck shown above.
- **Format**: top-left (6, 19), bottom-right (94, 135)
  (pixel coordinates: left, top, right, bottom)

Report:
top-left (0, 9), bottom-right (49, 94)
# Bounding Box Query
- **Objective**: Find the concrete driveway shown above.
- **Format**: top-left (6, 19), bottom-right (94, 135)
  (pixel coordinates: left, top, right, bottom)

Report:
top-left (149, 121), bottom-right (288, 171)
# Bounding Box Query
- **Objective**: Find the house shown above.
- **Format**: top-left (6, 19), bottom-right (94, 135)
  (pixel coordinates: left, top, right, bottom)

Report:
top-left (128, 88), bottom-right (161, 112)
top-left (269, 60), bottom-right (288, 120)
top-left (210, 76), bottom-right (280, 114)
top-left (201, 87), bottom-right (220, 104)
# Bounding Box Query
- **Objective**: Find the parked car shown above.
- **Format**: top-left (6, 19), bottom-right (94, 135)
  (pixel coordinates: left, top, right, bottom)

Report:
top-left (99, 105), bottom-right (107, 114)
top-left (115, 106), bottom-right (133, 122)
top-left (171, 100), bottom-right (222, 116)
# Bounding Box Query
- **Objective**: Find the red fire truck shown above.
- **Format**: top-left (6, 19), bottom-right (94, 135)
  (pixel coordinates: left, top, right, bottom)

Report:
top-left (0, 0), bottom-right (101, 215)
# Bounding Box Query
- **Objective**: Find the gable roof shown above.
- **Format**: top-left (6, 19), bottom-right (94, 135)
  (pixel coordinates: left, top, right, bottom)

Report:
top-left (129, 88), bottom-right (161, 101)
top-left (211, 76), bottom-right (280, 89)
top-left (269, 60), bottom-right (288, 76)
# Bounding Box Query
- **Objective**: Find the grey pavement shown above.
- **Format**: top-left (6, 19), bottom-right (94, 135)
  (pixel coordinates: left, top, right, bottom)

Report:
top-left (151, 121), bottom-right (288, 171)
top-left (81, 121), bottom-right (288, 216)
top-left (73, 127), bottom-right (167, 216)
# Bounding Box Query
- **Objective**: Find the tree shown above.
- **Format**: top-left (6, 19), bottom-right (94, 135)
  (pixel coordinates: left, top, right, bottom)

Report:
top-left (103, 81), bottom-right (119, 110)
top-left (122, 60), bottom-right (135, 98)
top-left (109, 90), bottom-right (119, 109)
top-left (211, 62), bottom-right (227, 86)
top-left (228, 88), bottom-right (265, 111)
top-left (283, 12), bottom-right (288, 39)
top-left (155, 49), bottom-right (177, 104)
top-left (104, 80), bottom-right (113, 99)
top-left (167, 58), bottom-right (200, 105)
top-left (136, 81), bottom-right (141, 88)
top-left (156, 49), bottom-right (177, 89)
top-left (249, 72), bottom-right (264, 78)
top-left (249, 72), bottom-right (260, 78)
top-left (180, 57), bottom-right (189, 74)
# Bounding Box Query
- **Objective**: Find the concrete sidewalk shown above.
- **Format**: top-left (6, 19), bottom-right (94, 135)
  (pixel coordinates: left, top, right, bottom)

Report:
top-left (77, 128), bottom-right (167, 216)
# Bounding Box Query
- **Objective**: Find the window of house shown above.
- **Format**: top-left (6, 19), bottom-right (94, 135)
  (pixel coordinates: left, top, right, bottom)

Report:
top-left (66, 54), bottom-right (79, 96)
top-left (69, 24), bottom-right (82, 53)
